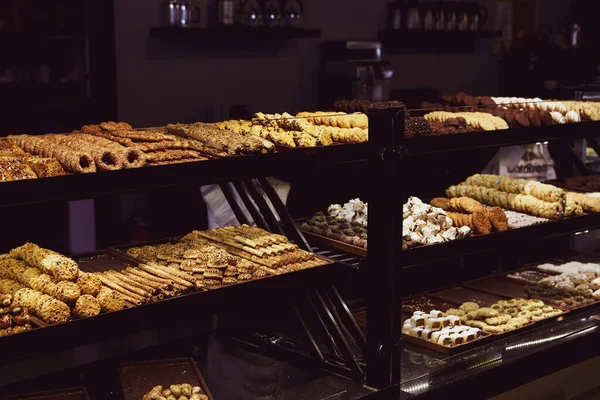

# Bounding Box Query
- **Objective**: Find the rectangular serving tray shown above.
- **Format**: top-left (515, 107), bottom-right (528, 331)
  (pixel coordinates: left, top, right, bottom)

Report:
top-left (301, 230), bottom-right (367, 257)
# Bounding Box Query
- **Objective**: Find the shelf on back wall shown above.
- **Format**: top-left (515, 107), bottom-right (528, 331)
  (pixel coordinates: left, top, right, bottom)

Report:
top-left (149, 26), bottom-right (322, 41)
top-left (378, 29), bottom-right (502, 54)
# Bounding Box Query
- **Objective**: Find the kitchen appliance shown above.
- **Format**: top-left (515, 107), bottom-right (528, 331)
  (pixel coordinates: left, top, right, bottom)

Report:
top-left (319, 41), bottom-right (394, 109)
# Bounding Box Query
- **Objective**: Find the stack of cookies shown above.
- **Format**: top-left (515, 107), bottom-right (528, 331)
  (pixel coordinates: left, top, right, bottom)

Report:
top-left (430, 197), bottom-right (508, 235)
top-left (447, 299), bottom-right (562, 334)
top-left (424, 111), bottom-right (509, 131)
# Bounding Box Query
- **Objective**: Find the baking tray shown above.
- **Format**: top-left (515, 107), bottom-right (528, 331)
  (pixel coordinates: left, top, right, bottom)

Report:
top-left (503, 269), bottom-right (554, 285)
top-left (74, 250), bottom-right (143, 274)
top-left (463, 277), bottom-right (529, 299)
top-left (432, 286), bottom-right (509, 307)
top-left (301, 230), bottom-right (367, 257)
top-left (119, 358), bottom-right (213, 400)
top-left (4, 387), bottom-right (90, 400)
top-left (113, 237), bottom-right (334, 290)
top-left (401, 330), bottom-right (492, 355)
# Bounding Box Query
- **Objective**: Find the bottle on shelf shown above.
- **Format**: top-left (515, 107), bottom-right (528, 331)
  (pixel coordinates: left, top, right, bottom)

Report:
top-left (218, 0), bottom-right (235, 25)
top-left (283, 0), bottom-right (304, 28)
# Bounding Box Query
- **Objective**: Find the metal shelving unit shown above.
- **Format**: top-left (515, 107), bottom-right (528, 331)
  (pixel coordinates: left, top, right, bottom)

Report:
top-left (2, 114), bottom-right (600, 396)
top-left (364, 106), bottom-right (600, 397)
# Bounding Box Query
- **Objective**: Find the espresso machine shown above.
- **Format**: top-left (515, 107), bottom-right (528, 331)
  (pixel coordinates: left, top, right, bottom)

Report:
top-left (319, 41), bottom-right (394, 109)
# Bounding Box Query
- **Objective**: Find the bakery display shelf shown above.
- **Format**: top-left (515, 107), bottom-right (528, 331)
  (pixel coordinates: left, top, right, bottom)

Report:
top-left (3, 387), bottom-right (90, 400)
top-left (119, 358), bottom-right (213, 400)
top-left (0, 251), bottom-right (343, 363)
top-left (397, 213), bottom-right (600, 268)
top-left (0, 144), bottom-right (368, 208)
top-left (378, 29), bottom-right (501, 54)
top-left (404, 120), bottom-right (600, 155)
top-left (399, 308), bottom-right (600, 399)
top-left (150, 26), bottom-right (321, 41)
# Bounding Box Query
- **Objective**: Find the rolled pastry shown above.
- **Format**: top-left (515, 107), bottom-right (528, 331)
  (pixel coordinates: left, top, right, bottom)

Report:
top-left (7, 135), bottom-right (95, 174)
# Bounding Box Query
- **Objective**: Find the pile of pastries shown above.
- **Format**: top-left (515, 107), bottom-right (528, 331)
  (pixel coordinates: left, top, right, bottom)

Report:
top-left (402, 196), bottom-right (471, 248)
top-left (79, 122), bottom-right (212, 164)
top-left (183, 225), bottom-right (328, 275)
top-left (418, 92), bottom-right (600, 135)
top-left (430, 197), bottom-right (508, 235)
top-left (123, 225), bottom-right (327, 294)
top-left (300, 198), bottom-right (368, 249)
top-left (0, 293), bottom-right (32, 337)
top-left (402, 310), bottom-right (482, 347)
top-left (143, 384), bottom-right (208, 400)
top-left (447, 174), bottom-right (569, 219)
top-left (523, 261), bottom-right (600, 308)
top-left (91, 260), bottom-right (203, 305)
top-left (447, 298), bottom-right (562, 334)
top-left (0, 244), bottom-right (124, 324)
top-left (300, 197), bottom-right (473, 250)
top-left (425, 111), bottom-right (509, 132)
top-left (215, 111), bottom-right (369, 148)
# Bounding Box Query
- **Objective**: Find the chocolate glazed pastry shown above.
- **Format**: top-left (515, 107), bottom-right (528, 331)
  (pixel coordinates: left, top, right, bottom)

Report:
top-left (503, 109), bottom-right (516, 127)
top-left (514, 111), bottom-right (531, 128)
top-left (7, 135), bottom-right (96, 173)
top-left (528, 109), bottom-right (542, 127)
top-left (540, 110), bottom-right (554, 126)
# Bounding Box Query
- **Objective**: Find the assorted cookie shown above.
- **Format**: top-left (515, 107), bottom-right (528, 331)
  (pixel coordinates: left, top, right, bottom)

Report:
top-left (452, 298), bottom-right (562, 334)
top-left (402, 310), bottom-right (482, 347)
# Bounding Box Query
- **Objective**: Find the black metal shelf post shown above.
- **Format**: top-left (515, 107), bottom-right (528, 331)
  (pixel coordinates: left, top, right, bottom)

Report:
top-left (365, 106), bottom-right (406, 388)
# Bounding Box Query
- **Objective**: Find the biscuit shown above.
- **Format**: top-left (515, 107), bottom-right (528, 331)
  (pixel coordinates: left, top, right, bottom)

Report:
top-left (449, 197), bottom-right (484, 214)
top-left (430, 198), bottom-right (450, 210)
top-left (485, 206), bottom-right (509, 232)
top-left (485, 314), bottom-right (512, 326)
top-left (460, 302), bottom-right (480, 312)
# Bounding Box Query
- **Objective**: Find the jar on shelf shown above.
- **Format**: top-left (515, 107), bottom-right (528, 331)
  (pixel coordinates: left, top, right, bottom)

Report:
top-left (240, 0), bottom-right (263, 27)
top-left (261, 0), bottom-right (282, 27)
top-left (283, 0), bottom-right (304, 28)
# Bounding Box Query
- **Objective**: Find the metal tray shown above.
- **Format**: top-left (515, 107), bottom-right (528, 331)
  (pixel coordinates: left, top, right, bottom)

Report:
top-left (401, 331), bottom-right (492, 355)
top-left (301, 230), bottom-right (367, 258)
top-left (119, 358), bottom-right (213, 400)
top-left (463, 277), bottom-right (529, 299)
top-left (4, 387), bottom-right (90, 400)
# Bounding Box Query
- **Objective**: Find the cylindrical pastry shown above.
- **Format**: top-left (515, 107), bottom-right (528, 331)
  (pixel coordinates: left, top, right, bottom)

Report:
top-left (13, 287), bottom-right (70, 324)
top-left (7, 135), bottom-right (96, 173)
top-left (10, 243), bottom-right (79, 282)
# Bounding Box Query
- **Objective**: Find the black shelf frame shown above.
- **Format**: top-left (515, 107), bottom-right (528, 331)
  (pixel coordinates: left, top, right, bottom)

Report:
top-left (363, 106), bottom-right (600, 395)
top-left (2, 114), bottom-right (600, 395)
